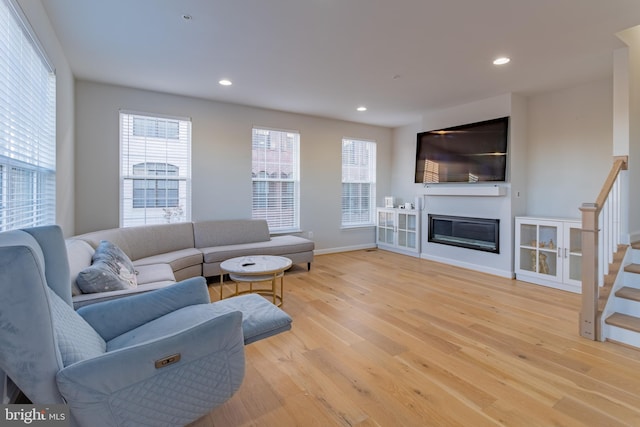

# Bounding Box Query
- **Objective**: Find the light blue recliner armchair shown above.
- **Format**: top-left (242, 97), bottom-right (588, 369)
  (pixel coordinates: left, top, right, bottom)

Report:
top-left (0, 225), bottom-right (292, 426)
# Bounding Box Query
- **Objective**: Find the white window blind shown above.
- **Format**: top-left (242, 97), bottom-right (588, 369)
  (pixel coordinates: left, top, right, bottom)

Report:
top-left (342, 139), bottom-right (376, 227)
top-left (120, 112), bottom-right (191, 227)
top-left (251, 128), bottom-right (300, 232)
top-left (0, 0), bottom-right (56, 232)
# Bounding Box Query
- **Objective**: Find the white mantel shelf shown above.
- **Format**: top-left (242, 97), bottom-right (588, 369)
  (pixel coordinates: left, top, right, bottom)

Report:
top-left (423, 185), bottom-right (506, 197)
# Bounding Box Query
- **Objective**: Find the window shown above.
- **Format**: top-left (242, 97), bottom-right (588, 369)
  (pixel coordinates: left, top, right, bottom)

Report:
top-left (0, 0), bottom-right (56, 231)
top-left (120, 112), bottom-right (191, 227)
top-left (133, 117), bottom-right (180, 140)
top-left (132, 163), bottom-right (179, 208)
top-left (251, 128), bottom-right (300, 232)
top-left (342, 139), bottom-right (376, 227)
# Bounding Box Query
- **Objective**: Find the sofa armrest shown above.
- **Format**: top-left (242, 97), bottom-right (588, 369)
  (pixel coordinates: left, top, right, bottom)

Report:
top-left (56, 311), bottom-right (245, 427)
top-left (77, 277), bottom-right (210, 341)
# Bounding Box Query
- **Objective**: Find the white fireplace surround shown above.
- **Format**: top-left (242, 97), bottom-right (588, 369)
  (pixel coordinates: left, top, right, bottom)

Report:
top-left (419, 187), bottom-right (514, 279)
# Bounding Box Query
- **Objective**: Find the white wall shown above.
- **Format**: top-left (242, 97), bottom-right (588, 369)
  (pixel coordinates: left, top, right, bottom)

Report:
top-left (613, 44), bottom-right (632, 245)
top-left (74, 81), bottom-right (392, 251)
top-left (618, 26), bottom-right (640, 242)
top-left (526, 78), bottom-right (613, 219)
top-left (613, 48), bottom-right (630, 157)
top-left (390, 121), bottom-right (422, 206)
top-left (19, 0), bottom-right (75, 236)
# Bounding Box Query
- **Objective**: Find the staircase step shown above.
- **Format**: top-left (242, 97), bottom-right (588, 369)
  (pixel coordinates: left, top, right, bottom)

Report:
top-left (624, 263), bottom-right (640, 274)
top-left (616, 286), bottom-right (640, 302)
top-left (605, 313), bottom-right (640, 333)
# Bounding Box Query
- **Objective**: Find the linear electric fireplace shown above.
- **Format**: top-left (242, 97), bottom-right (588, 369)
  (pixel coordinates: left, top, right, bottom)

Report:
top-left (428, 214), bottom-right (499, 253)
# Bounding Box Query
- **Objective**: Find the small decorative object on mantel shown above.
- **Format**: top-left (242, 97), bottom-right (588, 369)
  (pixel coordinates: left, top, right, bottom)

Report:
top-left (530, 240), bottom-right (537, 247)
top-left (548, 239), bottom-right (554, 249)
top-left (385, 196), bottom-right (394, 208)
top-left (539, 241), bottom-right (546, 248)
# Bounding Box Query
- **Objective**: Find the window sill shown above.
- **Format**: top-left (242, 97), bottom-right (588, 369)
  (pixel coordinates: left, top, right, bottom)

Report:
top-left (341, 224), bottom-right (375, 230)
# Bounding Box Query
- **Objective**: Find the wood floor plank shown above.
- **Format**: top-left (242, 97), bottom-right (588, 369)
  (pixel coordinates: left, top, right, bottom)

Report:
top-left (193, 249), bottom-right (640, 426)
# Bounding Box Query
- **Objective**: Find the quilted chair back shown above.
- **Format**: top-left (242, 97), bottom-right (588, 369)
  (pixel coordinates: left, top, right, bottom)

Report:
top-left (0, 225), bottom-right (91, 403)
top-left (0, 226), bottom-right (106, 403)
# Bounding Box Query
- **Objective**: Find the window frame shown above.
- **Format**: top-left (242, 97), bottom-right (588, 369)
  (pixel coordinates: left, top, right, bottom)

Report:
top-left (251, 127), bottom-right (300, 233)
top-left (341, 138), bottom-right (377, 228)
top-left (0, 0), bottom-right (56, 232)
top-left (119, 111), bottom-right (191, 227)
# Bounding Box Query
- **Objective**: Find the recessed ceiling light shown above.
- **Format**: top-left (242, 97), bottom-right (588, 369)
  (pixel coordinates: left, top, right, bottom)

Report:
top-left (357, 106), bottom-right (367, 112)
top-left (493, 57), bottom-right (511, 65)
top-left (219, 79), bottom-right (232, 86)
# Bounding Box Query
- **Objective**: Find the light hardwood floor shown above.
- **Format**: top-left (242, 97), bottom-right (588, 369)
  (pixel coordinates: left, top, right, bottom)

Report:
top-left (190, 249), bottom-right (640, 426)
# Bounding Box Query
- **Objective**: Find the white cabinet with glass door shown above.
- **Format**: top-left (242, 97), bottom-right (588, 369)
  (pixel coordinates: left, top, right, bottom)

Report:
top-left (515, 217), bottom-right (582, 293)
top-left (376, 208), bottom-right (420, 256)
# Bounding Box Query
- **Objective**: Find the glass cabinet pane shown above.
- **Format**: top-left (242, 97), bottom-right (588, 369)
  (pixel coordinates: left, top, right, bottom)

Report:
top-left (407, 232), bottom-right (416, 248)
top-left (569, 227), bottom-right (582, 254)
top-left (538, 249), bottom-right (557, 276)
top-left (520, 224), bottom-right (537, 247)
top-left (398, 214), bottom-right (407, 229)
top-left (398, 230), bottom-right (406, 246)
top-left (407, 215), bottom-right (416, 231)
top-left (569, 255), bottom-right (582, 281)
top-left (520, 248), bottom-right (536, 272)
top-left (539, 226), bottom-right (558, 251)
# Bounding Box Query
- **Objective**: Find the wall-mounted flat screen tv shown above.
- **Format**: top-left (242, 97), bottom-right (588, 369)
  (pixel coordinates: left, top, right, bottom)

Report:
top-left (415, 116), bottom-right (509, 183)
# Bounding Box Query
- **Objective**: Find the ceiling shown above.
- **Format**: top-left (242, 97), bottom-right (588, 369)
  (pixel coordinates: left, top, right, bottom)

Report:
top-left (41, 0), bottom-right (640, 128)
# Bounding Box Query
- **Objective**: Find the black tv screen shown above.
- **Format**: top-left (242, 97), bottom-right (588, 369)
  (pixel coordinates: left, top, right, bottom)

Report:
top-left (415, 117), bottom-right (509, 183)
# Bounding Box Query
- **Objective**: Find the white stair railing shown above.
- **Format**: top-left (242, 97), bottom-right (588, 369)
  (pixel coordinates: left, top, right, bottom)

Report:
top-left (579, 156), bottom-right (627, 340)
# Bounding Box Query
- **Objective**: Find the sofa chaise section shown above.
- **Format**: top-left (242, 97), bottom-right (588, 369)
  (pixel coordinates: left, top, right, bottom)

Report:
top-left (194, 219), bottom-right (315, 277)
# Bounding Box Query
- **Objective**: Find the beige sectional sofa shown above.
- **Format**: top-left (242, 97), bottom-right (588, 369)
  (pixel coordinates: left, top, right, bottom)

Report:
top-left (67, 219), bottom-right (314, 308)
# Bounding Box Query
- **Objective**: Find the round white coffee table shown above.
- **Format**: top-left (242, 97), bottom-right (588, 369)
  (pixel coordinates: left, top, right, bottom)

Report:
top-left (219, 255), bottom-right (293, 306)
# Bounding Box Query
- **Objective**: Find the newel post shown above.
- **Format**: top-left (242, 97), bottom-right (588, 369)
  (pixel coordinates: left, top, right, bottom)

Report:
top-left (579, 203), bottom-right (599, 340)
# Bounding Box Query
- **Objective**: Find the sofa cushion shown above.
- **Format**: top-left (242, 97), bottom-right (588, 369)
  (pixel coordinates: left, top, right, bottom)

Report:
top-left (194, 220), bottom-right (270, 248)
top-left (75, 223), bottom-right (196, 262)
top-left (76, 241), bottom-right (138, 293)
top-left (93, 240), bottom-right (137, 279)
top-left (72, 281), bottom-right (177, 308)
top-left (134, 263), bottom-right (176, 285)
top-left (66, 239), bottom-right (95, 296)
top-left (201, 235), bottom-right (315, 263)
top-left (76, 260), bottom-right (136, 293)
top-left (132, 248), bottom-right (203, 272)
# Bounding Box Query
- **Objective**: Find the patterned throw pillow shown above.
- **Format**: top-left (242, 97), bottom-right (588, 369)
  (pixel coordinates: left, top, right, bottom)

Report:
top-left (76, 240), bottom-right (138, 293)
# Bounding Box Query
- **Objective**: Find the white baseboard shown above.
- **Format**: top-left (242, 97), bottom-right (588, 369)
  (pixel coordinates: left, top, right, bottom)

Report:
top-left (313, 244), bottom-right (377, 255)
top-left (420, 252), bottom-right (514, 279)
